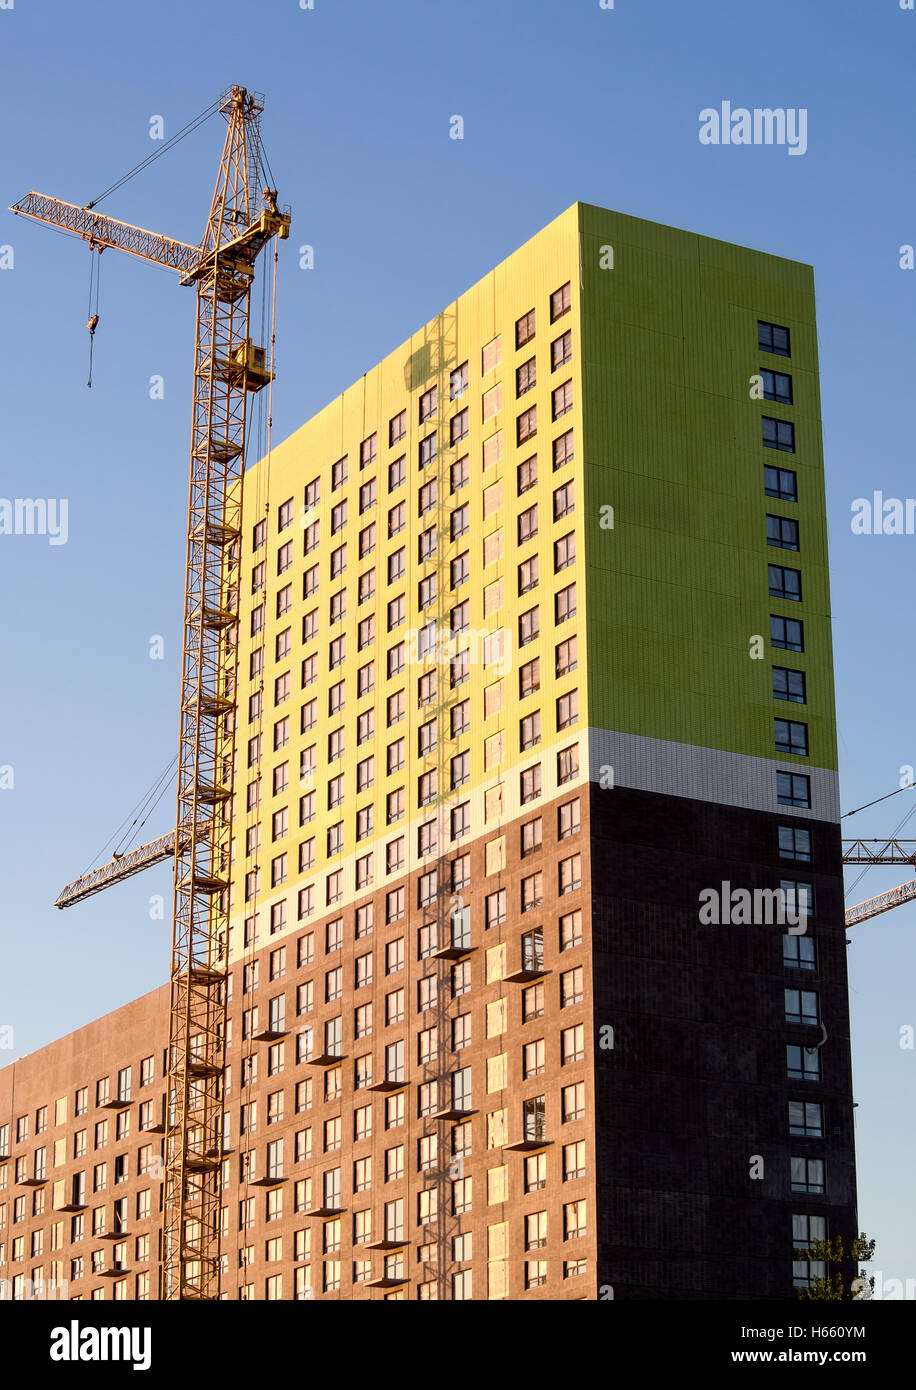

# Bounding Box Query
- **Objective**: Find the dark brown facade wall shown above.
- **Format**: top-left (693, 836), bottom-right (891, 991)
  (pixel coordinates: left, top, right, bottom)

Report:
top-left (588, 783), bottom-right (856, 1300)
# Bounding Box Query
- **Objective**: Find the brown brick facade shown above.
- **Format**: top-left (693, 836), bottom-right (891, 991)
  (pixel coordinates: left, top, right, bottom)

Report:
top-left (1, 788), bottom-right (593, 1301)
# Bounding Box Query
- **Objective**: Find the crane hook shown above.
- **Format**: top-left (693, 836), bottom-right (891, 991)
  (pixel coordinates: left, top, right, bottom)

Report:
top-left (86, 314), bottom-right (99, 388)
top-left (86, 243), bottom-right (102, 387)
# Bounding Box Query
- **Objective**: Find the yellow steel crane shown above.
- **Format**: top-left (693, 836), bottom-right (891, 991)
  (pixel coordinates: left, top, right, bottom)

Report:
top-left (10, 85), bottom-right (290, 1299)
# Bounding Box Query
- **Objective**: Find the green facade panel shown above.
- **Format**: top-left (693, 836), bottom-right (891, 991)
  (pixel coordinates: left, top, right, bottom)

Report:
top-left (578, 202), bottom-right (837, 772)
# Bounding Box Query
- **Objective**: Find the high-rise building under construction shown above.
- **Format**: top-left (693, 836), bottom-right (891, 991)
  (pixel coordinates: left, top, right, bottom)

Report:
top-left (0, 203), bottom-right (857, 1300)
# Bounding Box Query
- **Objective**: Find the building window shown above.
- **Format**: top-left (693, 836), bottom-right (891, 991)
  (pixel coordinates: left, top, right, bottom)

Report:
top-left (787, 1045), bottom-right (820, 1082)
top-left (516, 358), bottom-right (536, 396)
top-left (792, 1213), bottom-right (827, 1288)
top-left (552, 380), bottom-right (573, 419)
top-left (553, 429), bottom-right (574, 471)
top-left (517, 456), bottom-right (538, 497)
top-left (517, 555), bottom-right (539, 596)
top-left (450, 554), bottom-right (470, 589)
top-left (563, 1198), bottom-right (586, 1240)
top-left (779, 825), bottom-right (812, 862)
top-left (563, 1140), bottom-right (586, 1180)
top-left (554, 532), bottom-right (575, 571)
top-left (768, 565), bottom-right (801, 602)
top-left (388, 502), bottom-right (405, 537)
top-left (558, 799), bottom-right (580, 839)
top-left (558, 853), bottom-right (581, 893)
top-left (519, 657), bottom-right (540, 700)
top-left (524, 1040), bottom-right (546, 1079)
top-left (516, 308), bottom-right (536, 347)
top-left (359, 479), bottom-right (376, 514)
top-left (556, 636), bottom-right (577, 677)
top-left (562, 1081), bottom-right (585, 1122)
top-left (550, 281), bottom-right (571, 321)
top-left (521, 925), bottom-right (544, 970)
top-left (783, 932), bottom-right (816, 970)
top-left (777, 771), bottom-right (810, 808)
top-left (520, 711), bottom-right (541, 751)
top-left (387, 595), bottom-right (406, 631)
top-left (525, 1152), bottom-right (547, 1193)
top-left (561, 967), bottom-right (583, 1007)
top-left (789, 1101), bottom-right (823, 1138)
top-left (387, 691), bottom-right (406, 730)
top-left (551, 330), bottom-right (572, 370)
top-left (762, 415), bottom-right (795, 452)
top-left (555, 582), bottom-right (577, 623)
top-left (767, 514), bottom-right (799, 551)
top-left (554, 480), bottom-right (575, 520)
top-left (773, 666), bottom-right (806, 702)
top-left (329, 547), bottom-right (347, 586)
top-left (520, 818), bottom-right (542, 858)
top-left (451, 456), bottom-right (469, 492)
top-left (556, 690), bottom-right (578, 731)
top-left (765, 465), bottom-right (797, 501)
top-left (331, 455), bottom-right (348, 491)
top-left (762, 368), bottom-right (793, 404)
top-left (785, 988), bottom-right (819, 1026)
top-left (560, 909), bottom-right (582, 951)
top-left (418, 479), bottom-right (437, 515)
top-left (781, 878), bottom-right (814, 920)
top-left (485, 889), bottom-right (507, 930)
top-left (450, 361), bottom-right (469, 398)
top-left (523, 982), bottom-right (544, 1022)
top-left (520, 764), bottom-right (542, 804)
top-left (791, 1157), bottom-right (825, 1195)
top-left (775, 718), bottom-right (809, 756)
top-left (771, 614), bottom-right (804, 652)
top-left (419, 385), bottom-right (437, 422)
top-left (419, 433), bottom-right (437, 469)
top-left (358, 613), bottom-right (375, 648)
top-left (451, 701), bottom-right (470, 737)
top-left (517, 406), bottom-right (537, 444)
top-left (360, 434), bottom-right (377, 470)
top-left (557, 743), bottom-right (579, 784)
top-left (387, 643), bottom-right (405, 678)
top-left (561, 1024), bottom-right (584, 1065)
top-left (523, 1094), bottom-right (546, 1142)
top-left (521, 873), bottom-right (543, 914)
top-left (389, 410), bottom-right (406, 446)
top-left (759, 320), bottom-right (791, 356)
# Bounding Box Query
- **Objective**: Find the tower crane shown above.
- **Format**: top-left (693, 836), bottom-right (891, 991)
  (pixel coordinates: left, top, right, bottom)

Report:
top-left (843, 841), bottom-right (916, 927)
top-left (10, 85), bottom-right (290, 1299)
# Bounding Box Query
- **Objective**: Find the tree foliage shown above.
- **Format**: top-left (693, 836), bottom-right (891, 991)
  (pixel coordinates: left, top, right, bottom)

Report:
top-left (796, 1233), bottom-right (876, 1300)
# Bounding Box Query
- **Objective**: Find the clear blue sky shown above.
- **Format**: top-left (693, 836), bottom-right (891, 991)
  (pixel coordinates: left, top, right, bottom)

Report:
top-left (1, 0), bottom-right (914, 1291)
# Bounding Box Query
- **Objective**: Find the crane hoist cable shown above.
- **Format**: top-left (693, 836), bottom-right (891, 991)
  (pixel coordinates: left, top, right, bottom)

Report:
top-left (86, 242), bottom-right (102, 386)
